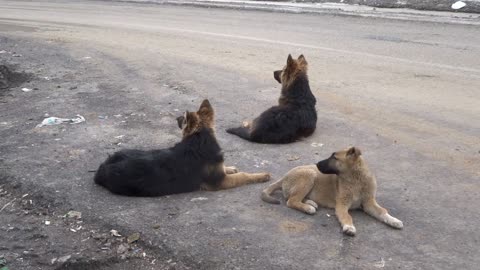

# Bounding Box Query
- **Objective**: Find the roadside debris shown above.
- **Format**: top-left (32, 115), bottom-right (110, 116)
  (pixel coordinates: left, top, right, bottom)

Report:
top-left (57, 255), bottom-right (72, 264)
top-left (0, 50), bottom-right (6, 54)
top-left (287, 155), bottom-right (300, 161)
top-left (21, 87), bottom-right (31, 92)
top-left (117, 243), bottom-right (129, 254)
top-left (0, 256), bottom-right (7, 270)
top-left (110, 229), bottom-right (122, 237)
top-left (0, 198), bottom-right (16, 213)
top-left (45, 220), bottom-right (51, 225)
top-left (127, 232), bottom-right (140, 244)
top-left (311, 142), bottom-right (324, 147)
top-left (66, 210), bottom-right (82, 219)
top-left (190, 197), bottom-right (208, 202)
top-left (70, 226), bottom-right (82, 233)
top-left (36, 115), bottom-right (85, 127)
top-left (373, 257), bottom-right (385, 268)
top-left (451, 1), bottom-right (466, 10)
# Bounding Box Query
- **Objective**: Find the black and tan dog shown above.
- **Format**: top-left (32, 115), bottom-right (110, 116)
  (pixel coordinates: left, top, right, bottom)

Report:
top-left (94, 99), bottom-right (270, 197)
top-left (261, 147), bottom-right (403, 236)
top-left (227, 54), bottom-right (317, 144)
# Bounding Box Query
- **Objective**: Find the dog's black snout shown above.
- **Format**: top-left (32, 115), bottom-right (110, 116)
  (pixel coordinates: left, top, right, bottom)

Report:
top-left (176, 116), bottom-right (185, 129)
top-left (316, 159), bottom-right (328, 172)
top-left (316, 158), bottom-right (338, 175)
top-left (273, 70), bottom-right (282, 84)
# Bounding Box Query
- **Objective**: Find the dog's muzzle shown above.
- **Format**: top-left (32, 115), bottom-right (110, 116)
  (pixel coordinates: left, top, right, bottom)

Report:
top-left (273, 70), bottom-right (282, 84)
top-left (316, 158), bottom-right (339, 175)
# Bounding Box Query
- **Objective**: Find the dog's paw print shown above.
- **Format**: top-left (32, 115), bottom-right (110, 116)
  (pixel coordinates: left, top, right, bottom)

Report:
top-left (342, 225), bottom-right (356, 236)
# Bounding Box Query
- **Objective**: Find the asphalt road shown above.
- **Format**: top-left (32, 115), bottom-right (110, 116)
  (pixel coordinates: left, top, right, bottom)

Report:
top-left (0, 0), bottom-right (479, 269)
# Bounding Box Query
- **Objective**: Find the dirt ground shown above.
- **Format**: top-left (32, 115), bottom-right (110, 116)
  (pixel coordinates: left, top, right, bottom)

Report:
top-left (0, 1), bottom-right (479, 269)
top-left (0, 35), bottom-right (191, 270)
top-left (0, 179), bottom-right (164, 270)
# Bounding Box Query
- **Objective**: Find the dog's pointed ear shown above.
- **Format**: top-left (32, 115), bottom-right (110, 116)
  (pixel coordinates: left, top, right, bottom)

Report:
top-left (198, 99), bottom-right (214, 120)
top-left (287, 54), bottom-right (295, 67)
top-left (198, 99), bottom-right (213, 113)
top-left (347, 147), bottom-right (362, 158)
top-left (298, 54), bottom-right (307, 65)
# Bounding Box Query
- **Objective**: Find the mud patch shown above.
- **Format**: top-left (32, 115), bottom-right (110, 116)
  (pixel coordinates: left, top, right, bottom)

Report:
top-left (0, 65), bottom-right (30, 92)
top-left (279, 220), bottom-right (311, 233)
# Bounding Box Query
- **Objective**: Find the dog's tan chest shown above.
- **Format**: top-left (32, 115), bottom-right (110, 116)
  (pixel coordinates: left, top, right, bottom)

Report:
top-left (349, 195), bottom-right (362, 209)
top-left (307, 174), bottom-right (337, 209)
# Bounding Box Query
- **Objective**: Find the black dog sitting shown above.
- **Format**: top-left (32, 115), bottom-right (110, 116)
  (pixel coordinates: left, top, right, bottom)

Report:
top-left (227, 54), bottom-right (317, 144)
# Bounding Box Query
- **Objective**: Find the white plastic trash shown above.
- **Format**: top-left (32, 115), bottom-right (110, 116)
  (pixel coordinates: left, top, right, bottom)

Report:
top-left (36, 115), bottom-right (85, 127)
top-left (452, 1), bottom-right (466, 9)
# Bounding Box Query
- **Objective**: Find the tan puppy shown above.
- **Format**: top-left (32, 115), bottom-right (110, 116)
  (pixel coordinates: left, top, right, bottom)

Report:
top-left (261, 147), bottom-right (403, 236)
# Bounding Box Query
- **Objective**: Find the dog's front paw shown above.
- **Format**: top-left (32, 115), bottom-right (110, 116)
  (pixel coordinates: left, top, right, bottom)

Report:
top-left (305, 200), bottom-right (318, 209)
top-left (342, 225), bottom-right (356, 236)
top-left (391, 219), bottom-right (403, 229)
top-left (383, 214), bottom-right (404, 229)
top-left (304, 205), bottom-right (317, 215)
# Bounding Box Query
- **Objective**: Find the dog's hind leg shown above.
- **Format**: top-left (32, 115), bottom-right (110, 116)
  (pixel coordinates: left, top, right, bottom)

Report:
top-left (218, 172), bottom-right (270, 190)
top-left (261, 177), bottom-right (284, 204)
top-left (362, 198), bottom-right (403, 229)
top-left (224, 166), bottom-right (238, 174)
top-left (286, 178), bottom-right (316, 215)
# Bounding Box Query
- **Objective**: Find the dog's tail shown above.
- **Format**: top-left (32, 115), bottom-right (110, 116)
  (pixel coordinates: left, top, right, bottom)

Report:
top-left (260, 177), bottom-right (284, 204)
top-left (226, 126), bottom-right (251, 141)
top-left (93, 163), bottom-right (107, 187)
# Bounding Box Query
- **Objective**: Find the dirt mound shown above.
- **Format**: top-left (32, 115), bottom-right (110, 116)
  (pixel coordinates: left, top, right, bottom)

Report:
top-left (0, 65), bottom-right (30, 90)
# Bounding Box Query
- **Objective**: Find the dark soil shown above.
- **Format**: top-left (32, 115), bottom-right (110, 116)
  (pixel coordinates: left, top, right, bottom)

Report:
top-left (0, 64), bottom-right (31, 92)
top-left (0, 175), bottom-right (174, 270)
top-left (0, 35), bottom-right (181, 270)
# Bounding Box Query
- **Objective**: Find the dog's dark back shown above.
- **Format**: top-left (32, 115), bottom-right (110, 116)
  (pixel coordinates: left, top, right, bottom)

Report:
top-left (251, 74), bottom-right (316, 143)
top-left (227, 54), bottom-right (317, 144)
top-left (94, 127), bottom-right (224, 196)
